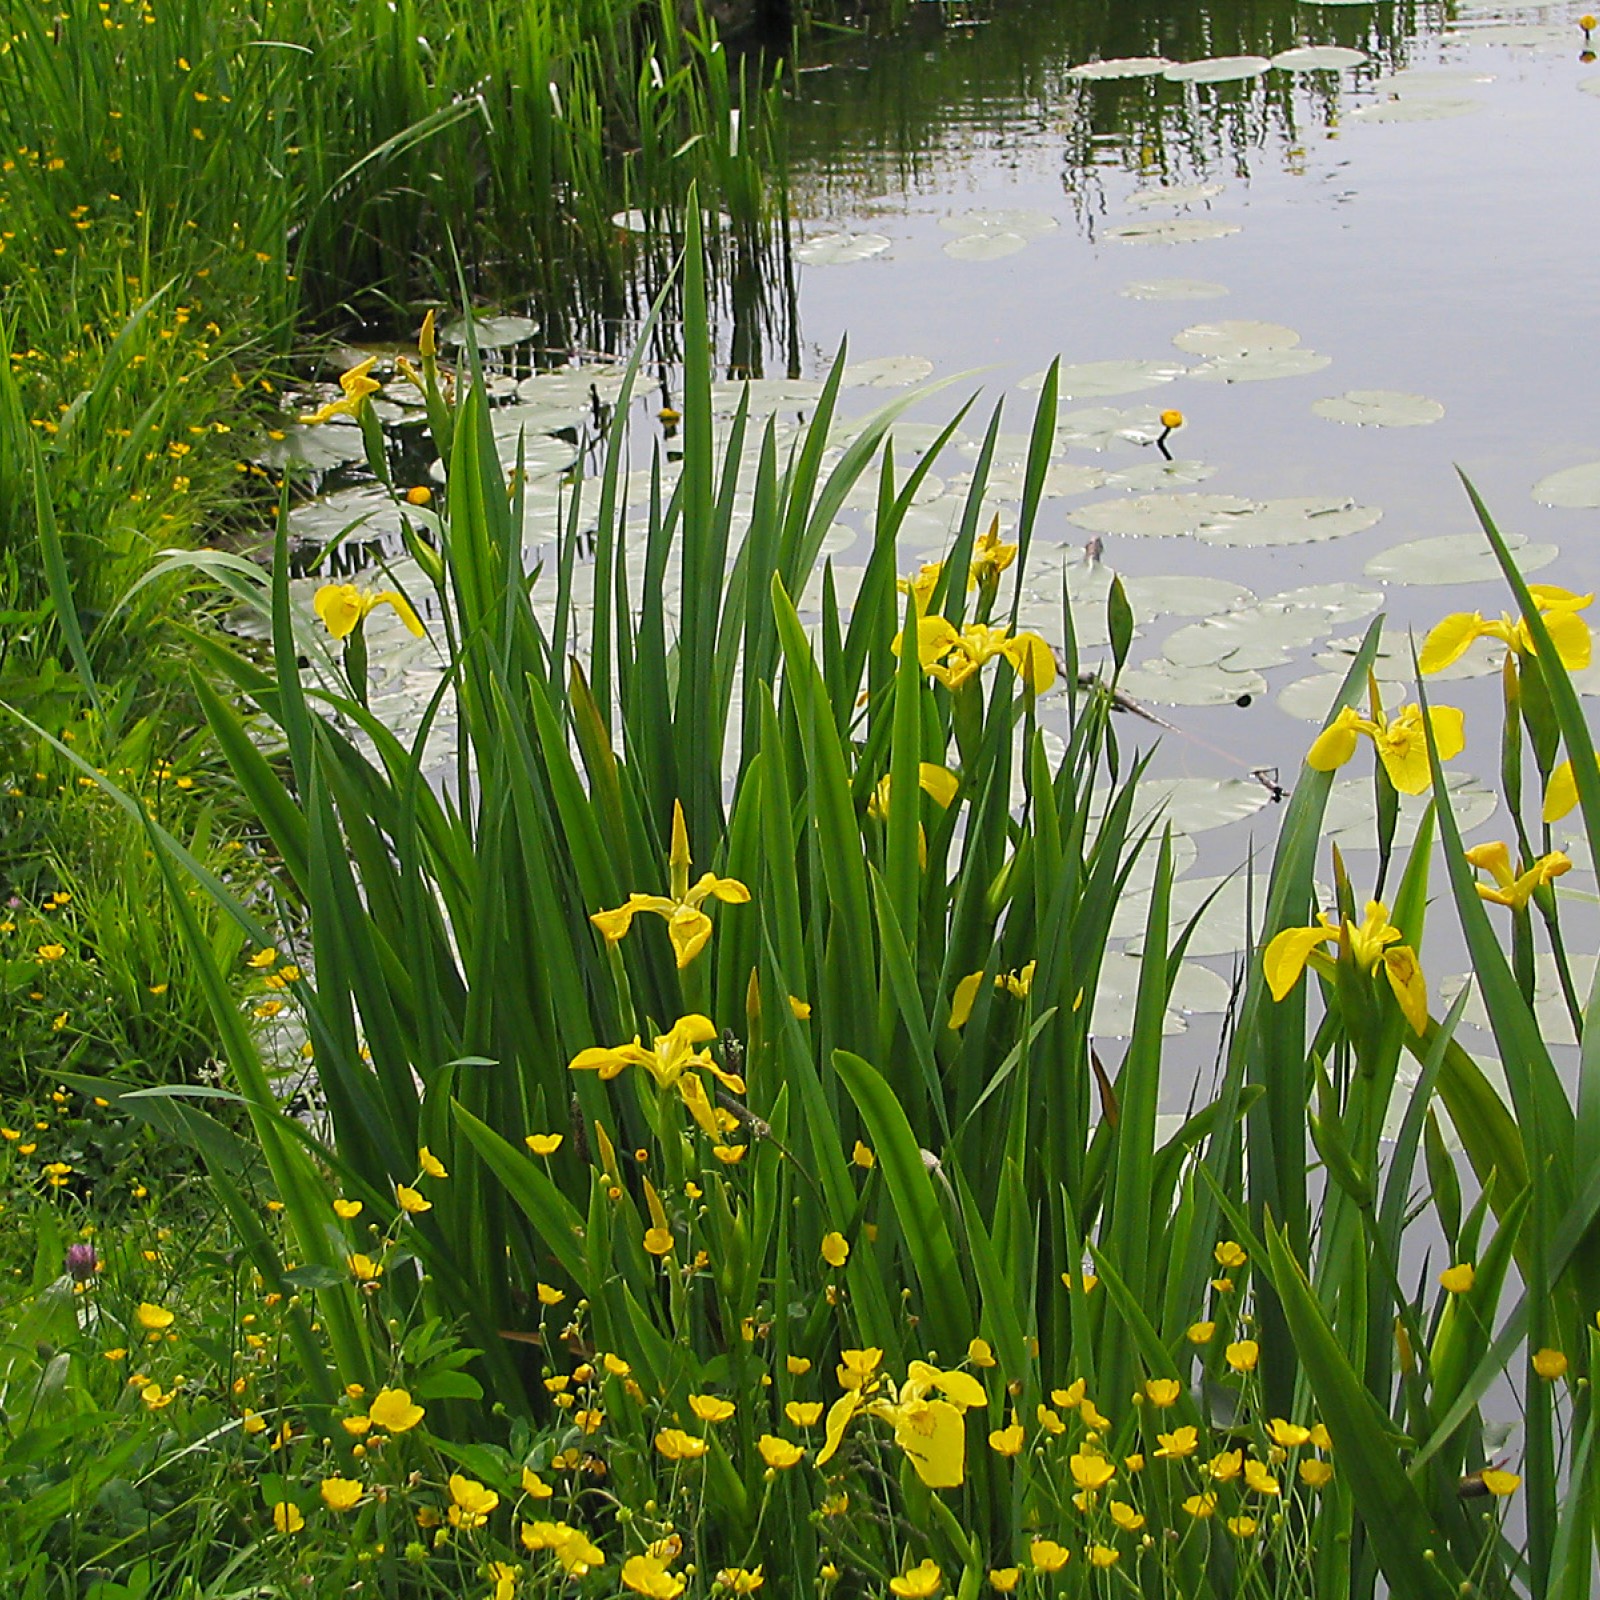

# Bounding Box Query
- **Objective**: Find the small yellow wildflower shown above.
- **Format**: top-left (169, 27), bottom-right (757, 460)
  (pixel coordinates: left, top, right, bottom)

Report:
top-left (1225, 1340), bottom-right (1259, 1373)
top-left (888, 1560), bottom-right (943, 1598)
top-left (1532, 1348), bottom-right (1568, 1380)
top-left (272, 1502), bottom-right (304, 1534)
top-left (821, 1231), bottom-right (850, 1268)
top-left (1029, 1539), bottom-right (1070, 1573)
top-left (320, 1477), bottom-right (362, 1512)
top-left (757, 1434), bottom-right (804, 1469)
top-left (1440, 1263), bottom-right (1475, 1294)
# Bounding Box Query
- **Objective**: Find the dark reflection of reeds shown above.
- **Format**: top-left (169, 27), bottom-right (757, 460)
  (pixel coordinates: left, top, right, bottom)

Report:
top-left (782, 0), bottom-right (1445, 210)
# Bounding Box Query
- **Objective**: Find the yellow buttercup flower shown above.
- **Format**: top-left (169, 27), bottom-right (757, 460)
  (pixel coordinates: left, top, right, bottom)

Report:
top-left (418, 1147), bottom-right (448, 1178)
top-left (525, 1133), bottom-right (563, 1155)
top-left (757, 1434), bottom-right (804, 1469)
top-left (395, 1183), bottom-right (430, 1215)
top-left (895, 615), bottom-right (1056, 695)
top-left (1155, 1425), bottom-right (1198, 1459)
top-left (313, 583), bottom-right (423, 641)
top-left (689, 1393), bottom-right (736, 1423)
top-left (1299, 1458), bottom-right (1335, 1488)
top-left (299, 357), bottom-right (381, 425)
top-left (1267, 1418), bottom-right (1311, 1448)
top-left (1243, 1459), bottom-right (1280, 1497)
top-left (717, 1568), bottom-right (765, 1593)
top-left (1306, 679), bottom-right (1464, 796)
top-left (521, 1522), bottom-right (604, 1574)
top-left (1144, 1377), bottom-right (1181, 1407)
top-left (654, 1428), bottom-right (708, 1461)
top-left (1263, 898), bottom-right (1428, 1034)
top-left (1439, 1263), bottom-right (1475, 1294)
top-left (821, 1231), bottom-right (850, 1268)
top-left (1532, 1348), bottom-right (1568, 1380)
top-left (786, 1401), bottom-right (823, 1427)
top-left (1070, 1452), bottom-right (1115, 1492)
top-left (1419, 585), bottom-right (1592, 676)
top-left (889, 1560), bottom-right (943, 1598)
top-left (1183, 1492), bottom-right (1218, 1519)
top-left (271, 1501), bottom-right (304, 1534)
top-left (1480, 1469), bottom-right (1520, 1496)
top-left (1227, 1515), bottom-right (1258, 1539)
top-left (448, 1473), bottom-right (499, 1528)
top-left (989, 1417), bottom-right (1026, 1456)
top-left (1465, 841), bottom-right (1570, 910)
top-left (1225, 1340), bottom-right (1259, 1374)
top-left (589, 801), bottom-right (749, 967)
top-left (1187, 1320), bottom-right (1216, 1344)
top-left (1029, 1539), bottom-right (1070, 1573)
top-left (815, 1359), bottom-right (987, 1488)
top-left (621, 1555), bottom-right (684, 1598)
top-left (570, 1015), bottom-right (744, 1139)
top-left (1088, 1545), bottom-right (1120, 1570)
top-left (988, 1569), bottom-right (1021, 1592)
top-left (333, 1198), bottom-right (362, 1220)
top-left (320, 1476), bottom-right (362, 1511)
top-left (135, 1303), bottom-right (175, 1332)
top-left (367, 1387), bottom-right (424, 1432)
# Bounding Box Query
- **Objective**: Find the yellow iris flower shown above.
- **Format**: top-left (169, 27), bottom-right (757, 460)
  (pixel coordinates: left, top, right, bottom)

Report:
top-left (313, 583), bottom-right (424, 641)
top-left (897, 523), bottom-right (1017, 615)
top-left (1305, 680), bottom-right (1464, 796)
top-left (1419, 585), bottom-right (1593, 676)
top-left (1464, 841), bottom-right (1571, 910)
top-left (569, 1014), bottom-right (745, 1139)
top-left (1543, 755), bottom-right (1600, 823)
top-left (814, 1359), bottom-right (988, 1488)
top-left (590, 801), bottom-right (749, 968)
top-left (299, 357), bottom-right (382, 425)
top-left (896, 616), bottom-right (1056, 695)
top-left (1263, 899), bottom-right (1428, 1033)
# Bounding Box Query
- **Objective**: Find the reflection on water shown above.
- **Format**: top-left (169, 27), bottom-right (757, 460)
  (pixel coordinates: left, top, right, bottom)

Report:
top-left (785, 0), bottom-right (1432, 205)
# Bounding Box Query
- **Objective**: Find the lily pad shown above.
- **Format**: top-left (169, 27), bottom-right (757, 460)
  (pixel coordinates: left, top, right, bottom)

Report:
top-left (710, 378), bottom-right (826, 414)
top-left (1119, 655), bottom-right (1268, 706)
top-left (1164, 56), bottom-right (1272, 83)
top-left (793, 231), bottom-right (892, 266)
top-left (1131, 776), bottom-right (1276, 834)
top-left (1127, 184), bottom-right (1226, 209)
top-left (441, 314), bottom-right (539, 349)
top-left (1581, 76), bottom-right (1600, 97)
top-left (1312, 389), bottom-right (1445, 427)
top-left (939, 208), bottom-right (1058, 238)
top-left (1123, 573), bottom-right (1255, 618)
top-left (1120, 278), bottom-right (1231, 300)
top-left (1446, 22), bottom-right (1571, 48)
top-left (1271, 45), bottom-right (1369, 70)
top-left (257, 421), bottom-right (366, 473)
top-left (1056, 406), bottom-right (1170, 451)
top-left (1441, 955), bottom-right (1597, 1046)
top-left (1348, 97), bottom-right (1482, 122)
top-left (1118, 872), bottom-right (1271, 957)
top-left (842, 355), bottom-right (935, 388)
top-left (1324, 771), bottom-right (1498, 852)
top-left (1108, 218), bottom-right (1243, 245)
top-left (1370, 70), bottom-right (1495, 95)
top-left (1276, 671), bottom-right (1410, 724)
top-left (1191, 348), bottom-right (1332, 383)
top-left (943, 230), bottom-right (1030, 261)
top-left (1364, 530), bottom-right (1557, 586)
top-left (1194, 497), bottom-right (1381, 547)
top-left (1532, 461), bottom-right (1600, 509)
top-left (1023, 360), bottom-right (1187, 399)
top-left (1091, 953), bottom-right (1233, 1038)
top-left (1172, 319), bottom-right (1301, 357)
top-left (1070, 492), bottom-right (1258, 540)
top-left (1102, 459), bottom-right (1219, 491)
top-left (1068, 57), bottom-right (1173, 79)
top-left (516, 366), bottom-right (628, 407)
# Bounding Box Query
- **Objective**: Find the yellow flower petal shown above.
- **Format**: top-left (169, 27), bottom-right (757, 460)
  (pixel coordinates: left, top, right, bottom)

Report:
top-left (1262, 924), bottom-right (1337, 1002)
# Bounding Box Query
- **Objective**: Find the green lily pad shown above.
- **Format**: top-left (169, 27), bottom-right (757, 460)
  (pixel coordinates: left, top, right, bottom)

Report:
top-left (1056, 406), bottom-right (1169, 451)
top-left (1127, 184), bottom-right (1226, 209)
top-left (939, 208), bottom-right (1059, 239)
top-left (793, 231), bottom-right (892, 266)
top-left (1119, 278), bottom-right (1231, 300)
top-left (1164, 55), bottom-right (1272, 83)
top-left (842, 355), bottom-right (935, 388)
top-left (441, 314), bottom-right (539, 348)
top-left (1312, 389), bottom-right (1445, 427)
top-left (710, 378), bottom-right (826, 414)
top-left (1118, 872), bottom-right (1271, 956)
top-left (1441, 955), bottom-right (1597, 1046)
top-left (1070, 492), bottom-right (1257, 540)
top-left (1091, 953), bottom-right (1233, 1038)
top-left (257, 420), bottom-right (366, 473)
top-left (1349, 97), bottom-right (1482, 122)
top-left (1068, 57), bottom-right (1173, 79)
top-left (1364, 530), bottom-right (1557, 585)
top-left (515, 367), bottom-right (628, 406)
top-left (1194, 497), bottom-right (1380, 547)
top-left (1109, 218), bottom-right (1243, 245)
top-left (1123, 573), bottom-right (1255, 618)
top-left (1163, 607), bottom-right (1333, 672)
top-left (1276, 671), bottom-right (1410, 724)
top-left (1024, 360), bottom-right (1188, 399)
top-left (1173, 319), bottom-right (1301, 357)
top-left (952, 461), bottom-right (1106, 499)
top-left (1370, 70), bottom-right (1495, 95)
top-left (1272, 45), bottom-right (1369, 69)
top-left (1129, 775), bottom-right (1276, 833)
top-left (1102, 459), bottom-right (1218, 491)
top-left (1191, 348), bottom-right (1333, 383)
top-left (1120, 656), bottom-right (1268, 706)
top-left (1532, 461), bottom-right (1600, 509)
top-left (943, 231), bottom-right (1029, 261)
top-left (1324, 771), bottom-right (1497, 852)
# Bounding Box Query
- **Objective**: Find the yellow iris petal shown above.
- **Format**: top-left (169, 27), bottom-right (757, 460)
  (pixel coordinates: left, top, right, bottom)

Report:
top-left (1381, 946), bottom-right (1428, 1034)
top-left (314, 584), bottom-right (365, 641)
top-left (1262, 924), bottom-right (1338, 1002)
top-left (1305, 706), bottom-right (1364, 772)
top-left (1418, 612), bottom-right (1488, 675)
top-left (948, 971), bottom-right (984, 1031)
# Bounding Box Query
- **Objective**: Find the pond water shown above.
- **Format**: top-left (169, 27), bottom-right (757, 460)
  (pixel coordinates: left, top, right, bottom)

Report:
top-left (268, 0), bottom-right (1600, 1075)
